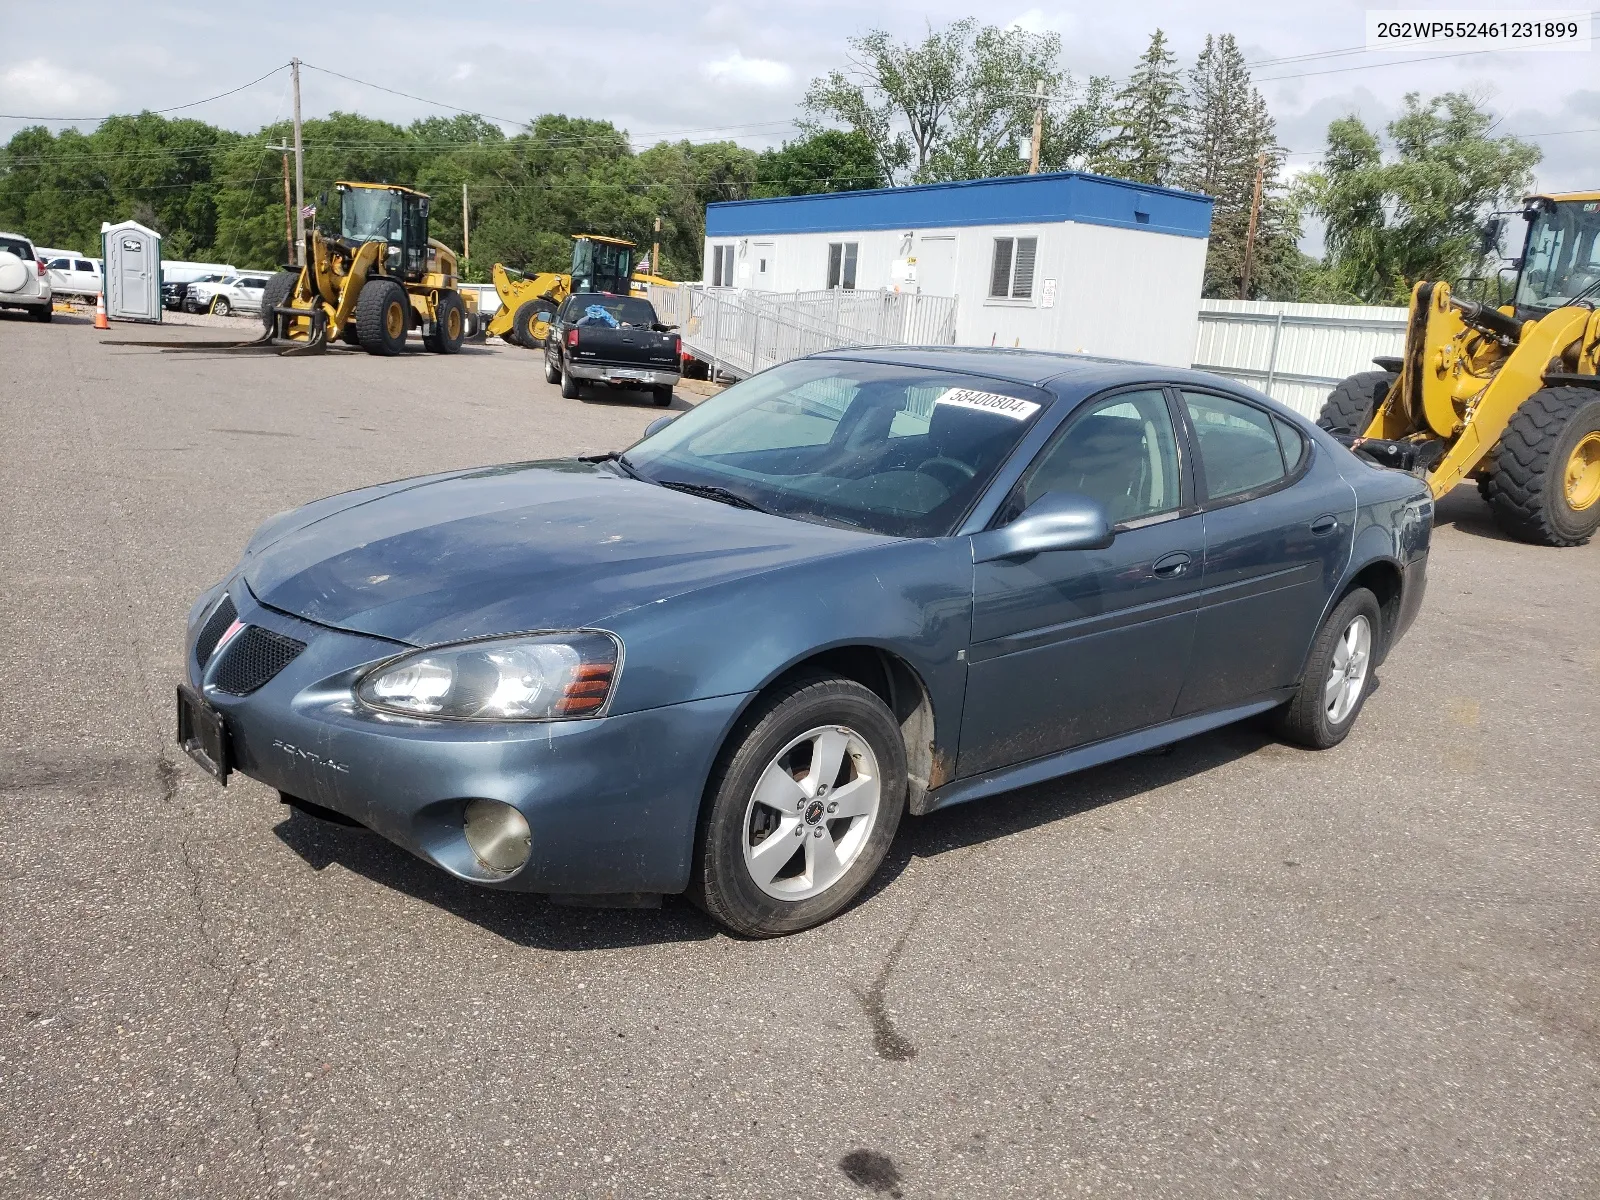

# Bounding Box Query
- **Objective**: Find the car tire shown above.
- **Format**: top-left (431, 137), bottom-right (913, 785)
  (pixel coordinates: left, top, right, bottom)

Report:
top-left (260, 270), bottom-right (298, 335)
top-left (31, 303), bottom-right (52, 323)
top-left (1274, 587), bottom-right (1382, 750)
top-left (1484, 387), bottom-right (1600, 547)
top-left (427, 291), bottom-right (466, 354)
top-left (356, 278), bottom-right (409, 356)
top-left (212, 296), bottom-right (231, 316)
top-left (1317, 370), bottom-right (1395, 435)
top-left (559, 361), bottom-right (581, 399)
top-left (511, 301), bottom-right (542, 350)
top-left (689, 674), bottom-right (907, 938)
top-left (652, 386), bottom-right (673, 407)
top-left (544, 354), bottom-right (560, 384)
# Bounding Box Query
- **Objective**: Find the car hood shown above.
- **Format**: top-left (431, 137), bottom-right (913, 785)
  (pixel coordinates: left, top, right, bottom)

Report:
top-left (243, 460), bottom-right (881, 646)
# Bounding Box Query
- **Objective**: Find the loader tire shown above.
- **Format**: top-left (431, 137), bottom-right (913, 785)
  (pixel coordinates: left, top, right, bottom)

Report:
top-left (427, 292), bottom-right (465, 354)
top-left (356, 279), bottom-right (409, 356)
top-left (1317, 370), bottom-right (1395, 435)
top-left (1485, 387), bottom-right (1600, 547)
top-left (511, 301), bottom-right (542, 350)
top-left (260, 271), bottom-right (298, 335)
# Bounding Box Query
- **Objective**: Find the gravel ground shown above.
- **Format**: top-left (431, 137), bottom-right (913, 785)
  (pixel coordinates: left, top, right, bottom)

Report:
top-left (1, 308), bottom-right (1596, 1199)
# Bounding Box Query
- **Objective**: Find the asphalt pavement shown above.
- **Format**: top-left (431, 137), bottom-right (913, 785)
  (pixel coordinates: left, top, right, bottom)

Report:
top-left (1, 308), bottom-right (1596, 1199)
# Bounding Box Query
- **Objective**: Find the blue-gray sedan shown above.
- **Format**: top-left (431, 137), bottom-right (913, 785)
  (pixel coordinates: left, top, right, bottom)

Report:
top-left (178, 349), bottom-right (1432, 936)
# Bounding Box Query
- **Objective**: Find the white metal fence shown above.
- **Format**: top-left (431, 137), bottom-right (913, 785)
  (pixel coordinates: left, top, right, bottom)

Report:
top-left (1191, 299), bottom-right (1409, 418)
top-left (649, 284), bottom-right (959, 379)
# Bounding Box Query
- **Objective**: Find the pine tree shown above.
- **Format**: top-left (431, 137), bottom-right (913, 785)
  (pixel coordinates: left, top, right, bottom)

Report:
top-left (1177, 34), bottom-right (1296, 299)
top-left (1094, 30), bottom-right (1184, 186)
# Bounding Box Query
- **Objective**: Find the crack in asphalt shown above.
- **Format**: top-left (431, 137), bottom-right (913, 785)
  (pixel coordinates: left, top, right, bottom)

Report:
top-left (167, 755), bottom-right (272, 1190)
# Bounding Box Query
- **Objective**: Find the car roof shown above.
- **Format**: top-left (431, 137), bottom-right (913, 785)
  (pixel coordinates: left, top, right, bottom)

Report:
top-left (0, 230), bottom-right (34, 245)
top-left (816, 345), bottom-right (1283, 404)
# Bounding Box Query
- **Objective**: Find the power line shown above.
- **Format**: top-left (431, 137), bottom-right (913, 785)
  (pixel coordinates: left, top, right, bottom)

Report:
top-left (0, 63), bottom-right (290, 123)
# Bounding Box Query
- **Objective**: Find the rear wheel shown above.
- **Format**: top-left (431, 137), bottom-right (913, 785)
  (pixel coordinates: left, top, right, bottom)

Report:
top-left (426, 291), bottom-right (465, 354)
top-left (1317, 370), bottom-right (1396, 435)
top-left (511, 301), bottom-right (542, 350)
top-left (559, 361), bottom-right (580, 399)
top-left (1486, 386), bottom-right (1600, 546)
top-left (260, 271), bottom-right (298, 336)
top-left (689, 675), bottom-right (906, 937)
top-left (652, 386), bottom-right (673, 407)
top-left (31, 303), bottom-right (52, 323)
top-left (356, 279), bottom-right (408, 356)
top-left (1274, 588), bottom-right (1381, 749)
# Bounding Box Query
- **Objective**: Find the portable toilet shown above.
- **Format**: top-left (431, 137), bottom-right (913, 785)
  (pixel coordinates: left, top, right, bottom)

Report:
top-left (100, 220), bottom-right (162, 322)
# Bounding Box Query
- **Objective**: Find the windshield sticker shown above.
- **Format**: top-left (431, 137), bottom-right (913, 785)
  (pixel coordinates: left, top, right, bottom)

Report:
top-left (934, 388), bottom-right (1040, 420)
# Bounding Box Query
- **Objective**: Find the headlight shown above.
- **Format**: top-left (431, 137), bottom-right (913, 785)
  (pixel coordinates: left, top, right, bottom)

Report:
top-left (356, 632), bottom-right (619, 721)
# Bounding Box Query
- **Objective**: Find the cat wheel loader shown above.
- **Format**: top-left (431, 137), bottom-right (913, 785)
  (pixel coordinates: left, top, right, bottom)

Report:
top-left (490, 234), bottom-right (675, 349)
top-left (259, 181), bottom-right (476, 356)
top-left (1319, 191), bottom-right (1600, 546)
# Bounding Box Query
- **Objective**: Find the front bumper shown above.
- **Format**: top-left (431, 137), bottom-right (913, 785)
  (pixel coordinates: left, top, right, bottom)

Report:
top-left (183, 581), bottom-right (744, 894)
top-left (567, 362), bottom-right (681, 388)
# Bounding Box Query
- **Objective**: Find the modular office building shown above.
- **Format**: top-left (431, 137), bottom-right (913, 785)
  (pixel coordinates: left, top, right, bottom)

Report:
top-left (702, 172), bottom-right (1213, 367)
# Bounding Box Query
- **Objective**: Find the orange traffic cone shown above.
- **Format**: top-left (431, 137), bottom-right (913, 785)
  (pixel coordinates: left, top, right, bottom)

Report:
top-left (93, 290), bottom-right (109, 330)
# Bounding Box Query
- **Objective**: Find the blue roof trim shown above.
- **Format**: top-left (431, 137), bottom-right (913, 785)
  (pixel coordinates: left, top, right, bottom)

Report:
top-left (706, 171), bottom-right (1213, 240)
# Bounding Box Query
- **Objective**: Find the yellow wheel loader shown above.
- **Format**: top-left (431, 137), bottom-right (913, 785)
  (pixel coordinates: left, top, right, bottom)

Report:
top-left (489, 234), bottom-right (676, 348)
top-left (1319, 191), bottom-right (1600, 546)
top-left (260, 182), bottom-right (476, 356)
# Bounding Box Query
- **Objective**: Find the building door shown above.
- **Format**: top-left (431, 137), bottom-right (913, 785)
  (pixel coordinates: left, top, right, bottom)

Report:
top-left (916, 237), bottom-right (956, 296)
top-left (754, 242), bottom-right (774, 290)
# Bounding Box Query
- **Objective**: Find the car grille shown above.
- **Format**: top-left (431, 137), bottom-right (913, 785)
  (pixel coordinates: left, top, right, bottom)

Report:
top-left (194, 595), bottom-right (238, 667)
top-left (212, 625), bottom-right (307, 695)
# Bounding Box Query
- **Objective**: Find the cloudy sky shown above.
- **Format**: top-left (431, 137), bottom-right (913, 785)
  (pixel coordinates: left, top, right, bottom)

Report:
top-left (2, 0), bottom-right (1595, 204)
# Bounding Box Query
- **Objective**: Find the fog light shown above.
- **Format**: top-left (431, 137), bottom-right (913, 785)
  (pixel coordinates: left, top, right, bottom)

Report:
top-left (462, 799), bottom-right (531, 874)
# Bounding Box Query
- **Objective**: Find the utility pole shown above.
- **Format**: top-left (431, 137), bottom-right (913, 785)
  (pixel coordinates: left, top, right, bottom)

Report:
top-left (291, 57), bottom-right (305, 266)
top-left (1240, 152), bottom-right (1266, 299)
top-left (1028, 81), bottom-right (1046, 175)
top-left (652, 215), bottom-right (661, 279)
top-left (461, 182), bottom-right (470, 271)
top-left (269, 141), bottom-right (293, 267)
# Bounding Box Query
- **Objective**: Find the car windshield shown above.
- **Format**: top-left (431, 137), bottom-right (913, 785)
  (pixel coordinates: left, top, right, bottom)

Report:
top-left (623, 358), bottom-right (1050, 538)
top-left (1516, 200), bottom-right (1600, 310)
top-left (563, 294), bottom-right (656, 327)
top-left (342, 188), bottom-right (402, 243)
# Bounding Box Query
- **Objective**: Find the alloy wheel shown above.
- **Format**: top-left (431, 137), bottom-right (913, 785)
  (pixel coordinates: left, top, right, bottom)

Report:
top-left (1324, 614), bottom-right (1371, 724)
top-left (741, 725), bottom-right (881, 901)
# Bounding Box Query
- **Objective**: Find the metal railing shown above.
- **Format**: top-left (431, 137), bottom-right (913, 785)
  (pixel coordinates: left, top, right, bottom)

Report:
top-left (649, 284), bottom-right (959, 380)
top-left (1192, 299), bottom-right (1409, 417)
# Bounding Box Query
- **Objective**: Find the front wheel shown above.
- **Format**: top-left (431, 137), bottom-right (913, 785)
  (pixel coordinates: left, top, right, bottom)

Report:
top-left (260, 271), bottom-right (298, 336)
top-left (1486, 387), bottom-right (1600, 546)
top-left (212, 296), bottom-right (231, 316)
top-left (1274, 588), bottom-right (1381, 749)
top-left (511, 301), bottom-right (542, 350)
top-left (1317, 370), bottom-right (1396, 435)
top-left (356, 279), bottom-right (409, 356)
top-left (543, 354), bottom-right (560, 384)
top-left (689, 675), bottom-right (906, 937)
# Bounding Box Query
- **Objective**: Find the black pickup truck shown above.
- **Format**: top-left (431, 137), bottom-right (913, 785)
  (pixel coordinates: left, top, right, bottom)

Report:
top-left (541, 292), bottom-right (681, 406)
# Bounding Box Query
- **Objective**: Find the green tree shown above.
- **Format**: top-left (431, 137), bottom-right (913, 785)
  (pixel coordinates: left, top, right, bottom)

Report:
top-left (751, 130), bottom-right (882, 197)
top-left (1301, 91), bottom-right (1541, 303)
top-left (1177, 33), bottom-right (1299, 299)
top-left (1095, 29), bottom-right (1184, 186)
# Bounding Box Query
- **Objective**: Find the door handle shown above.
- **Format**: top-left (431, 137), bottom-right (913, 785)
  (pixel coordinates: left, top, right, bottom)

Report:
top-left (1310, 514), bottom-right (1340, 536)
top-left (1152, 551), bottom-right (1191, 578)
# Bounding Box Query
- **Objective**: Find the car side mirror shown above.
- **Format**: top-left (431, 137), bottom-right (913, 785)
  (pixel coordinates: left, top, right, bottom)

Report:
top-left (643, 414), bottom-right (678, 438)
top-left (1478, 216), bottom-right (1505, 257)
top-left (971, 492), bottom-right (1114, 563)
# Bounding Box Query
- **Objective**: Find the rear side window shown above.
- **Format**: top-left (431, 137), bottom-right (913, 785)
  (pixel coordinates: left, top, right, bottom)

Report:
top-left (75, 259), bottom-right (94, 272)
top-left (1181, 391), bottom-right (1287, 501)
top-left (1273, 417), bottom-right (1307, 472)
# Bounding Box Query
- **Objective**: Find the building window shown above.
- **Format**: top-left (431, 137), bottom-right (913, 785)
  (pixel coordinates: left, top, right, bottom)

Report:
top-left (989, 236), bottom-right (1037, 300)
top-left (827, 242), bottom-right (858, 290)
top-left (711, 244), bottom-right (735, 287)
